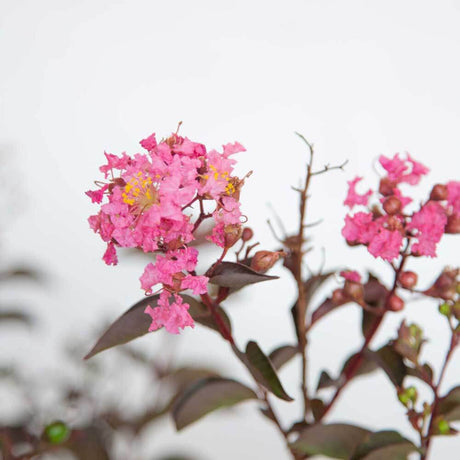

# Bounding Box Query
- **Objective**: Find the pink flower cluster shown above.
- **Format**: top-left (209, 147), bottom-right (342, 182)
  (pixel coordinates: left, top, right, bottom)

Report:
top-left (87, 131), bottom-right (246, 333)
top-left (342, 153), bottom-right (459, 261)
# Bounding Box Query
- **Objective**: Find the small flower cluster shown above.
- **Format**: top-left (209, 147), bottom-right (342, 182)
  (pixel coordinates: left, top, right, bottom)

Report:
top-left (342, 153), bottom-right (459, 262)
top-left (87, 131), bottom-right (246, 333)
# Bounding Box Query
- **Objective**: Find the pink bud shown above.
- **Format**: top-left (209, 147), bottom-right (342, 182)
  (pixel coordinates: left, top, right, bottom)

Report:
top-left (398, 271), bottom-right (418, 289)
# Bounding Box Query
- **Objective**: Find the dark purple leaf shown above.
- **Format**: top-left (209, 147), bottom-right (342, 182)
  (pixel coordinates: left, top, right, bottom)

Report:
top-left (243, 341), bottom-right (293, 401)
top-left (351, 430), bottom-right (417, 460)
top-left (365, 346), bottom-right (407, 388)
top-left (208, 262), bottom-right (278, 289)
top-left (172, 377), bottom-right (257, 430)
top-left (291, 423), bottom-right (370, 458)
top-left (187, 300), bottom-right (232, 334)
top-left (268, 344), bottom-right (299, 371)
top-left (436, 386), bottom-right (460, 422)
top-left (84, 295), bottom-right (159, 360)
top-left (310, 398), bottom-right (326, 422)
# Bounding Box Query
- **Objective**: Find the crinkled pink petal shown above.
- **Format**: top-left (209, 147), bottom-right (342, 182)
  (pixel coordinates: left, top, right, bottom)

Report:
top-left (368, 228), bottom-right (403, 262)
top-left (181, 275), bottom-right (209, 295)
top-left (223, 142), bottom-right (246, 156)
top-left (407, 201), bottom-right (447, 257)
top-left (342, 212), bottom-right (377, 244)
top-left (102, 242), bottom-right (118, 265)
top-left (344, 177), bottom-right (372, 209)
top-left (140, 133), bottom-right (157, 151)
top-left (144, 292), bottom-right (194, 334)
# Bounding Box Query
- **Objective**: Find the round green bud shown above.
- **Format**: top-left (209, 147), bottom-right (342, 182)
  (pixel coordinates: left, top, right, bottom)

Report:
top-left (44, 421), bottom-right (70, 444)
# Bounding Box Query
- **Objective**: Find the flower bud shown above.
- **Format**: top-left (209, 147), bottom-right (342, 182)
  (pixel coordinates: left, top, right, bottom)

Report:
top-left (332, 288), bottom-right (347, 305)
top-left (398, 271), bottom-right (418, 289)
top-left (242, 227), bottom-right (254, 242)
top-left (430, 184), bottom-right (448, 201)
top-left (224, 224), bottom-right (242, 249)
top-left (343, 280), bottom-right (364, 302)
top-left (383, 195), bottom-right (402, 215)
top-left (445, 215), bottom-right (460, 234)
top-left (250, 250), bottom-right (283, 273)
top-left (387, 294), bottom-right (404, 311)
top-left (379, 177), bottom-right (396, 196)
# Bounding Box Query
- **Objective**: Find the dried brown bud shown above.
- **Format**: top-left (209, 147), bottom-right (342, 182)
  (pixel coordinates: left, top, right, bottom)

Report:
top-left (430, 184), bottom-right (448, 201)
top-left (387, 294), bottom-right (405, 311)
top-left (343, 281), bottom-right (364, 302)
top-left (250, 250), bottom-right (283, 273)
top-left (242, 227), bottom-right (254, 242)
top-left (383, 196), bottom-right (402, 215)
top-left (379, 177), bottom-right (396, 196)
top-left (398, 271), bottom-right (418, 289)
top-left (445, 215), bottom-right (460, 234)
top-left (165, 272), bottom-right (185, 292)
top-left (224, 224), bottom-right (242, 249)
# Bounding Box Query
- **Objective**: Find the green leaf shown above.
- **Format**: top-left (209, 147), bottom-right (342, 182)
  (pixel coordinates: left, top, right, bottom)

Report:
top-left (208, 261), bottom-right (278, 289)
top-left (436, 386), bottom-right (460, 421)
top-left (243, 341), bottom-right (293, 401)
top-left (365, 346), bottom-right (407, 388)
top-left (351, 430), bottom-right (417, 460)
top-left (172, 377), bottom-right (257, 430)
top-left (268, 344), bottom-right (299, 371)
top-left (291, 423), bottom-right (370, 458)
top-left (84, 295), bottom-right (157, 359)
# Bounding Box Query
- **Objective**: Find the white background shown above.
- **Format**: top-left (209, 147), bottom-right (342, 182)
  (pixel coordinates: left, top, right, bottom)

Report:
top-left (1, 0), bottom-right (459, 458)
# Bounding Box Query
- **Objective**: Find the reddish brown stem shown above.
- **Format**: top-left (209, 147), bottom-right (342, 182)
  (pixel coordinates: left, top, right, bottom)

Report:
top-left (200, 292), bottom-right (234, 345)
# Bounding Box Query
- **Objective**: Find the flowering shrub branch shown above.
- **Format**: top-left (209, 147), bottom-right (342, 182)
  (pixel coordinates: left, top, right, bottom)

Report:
top-left (85, 128), bottom-right (459, 459)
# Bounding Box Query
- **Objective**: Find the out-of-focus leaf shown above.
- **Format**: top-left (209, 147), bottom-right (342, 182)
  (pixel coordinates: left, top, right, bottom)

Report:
top-left (0, 267), bottom-right (43, 283)
top-left (366, 346), bottom-right (407, 388)
top-left (208, 261), bottom-right (278, 289)
top-left (291, 423), bottom-right (370, 458)
top-left (0, 310), bottom-right (33, 326)
top-left (393, 321), bottom-right (425, 364)
top-left (311, 298), bottom-right (347, 325)
top-left (406, 363), bottom-right (433, 385)
top-left (187, 300), bottom-right (232, 334)
top-left (167, 367), bottom-right (221, 394)
top-left (317, 351), bottom-right (379, 392)
top-left (243, 341), bottom-right (293, 401)
top-left (351, 430), bottom-right (417, 460)
top-left (66, 426), bottom-right (110, 460)
top-left (172, 377), bottom-right (257, 430)
top-left (268, 344), bottom-right (299, 371)
top-left (310, 398), bottom-right (326, 422)
top-left (317, 370), bottom-right (338, 391)
top-left (362, 275), bottom-right (388, 337)
top-left (84, 295), bottom-right (158, 359)
top-left (436, 386), bottom-right (460, 421)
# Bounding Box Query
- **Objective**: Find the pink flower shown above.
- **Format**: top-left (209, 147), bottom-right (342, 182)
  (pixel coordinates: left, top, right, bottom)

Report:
top-left (144, 292), bottom-right (194, 334)
top-left (407, 201), bottom-right (447, 257)
top-left (447, 181), bottom-right (460, 217)
top-left (88, 129), bottom-right (247, 334)
top-left (340, 270), bottom-right (361, 282)
top-left (344, 177), bottom-right (372, 209)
